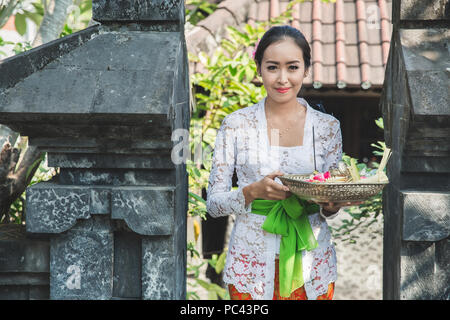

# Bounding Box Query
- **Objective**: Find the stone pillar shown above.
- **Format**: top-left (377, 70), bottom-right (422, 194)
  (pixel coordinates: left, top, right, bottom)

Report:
top-left (380, 0), bottom-right (449, 300)
top-left (0, 0), bottom-right (189, 300)
top-left (0, 225), bottom-right (50, 299)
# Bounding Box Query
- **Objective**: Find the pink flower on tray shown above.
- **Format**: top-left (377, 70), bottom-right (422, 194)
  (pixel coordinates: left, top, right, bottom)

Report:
top-left (308, 171), bottom-right (331, 182)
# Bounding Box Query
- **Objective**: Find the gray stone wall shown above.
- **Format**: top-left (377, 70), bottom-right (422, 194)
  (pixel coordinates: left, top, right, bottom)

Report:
top-left (0, 0), bottom-right (189, 300)
top-left (381, 0), bottom-right (450, 300)
top-left (0, 225), bottom-right (50, 300)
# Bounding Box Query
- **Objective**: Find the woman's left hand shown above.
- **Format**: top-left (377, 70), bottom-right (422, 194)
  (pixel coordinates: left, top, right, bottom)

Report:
top-left (316, 201), bottom-right (365, 216)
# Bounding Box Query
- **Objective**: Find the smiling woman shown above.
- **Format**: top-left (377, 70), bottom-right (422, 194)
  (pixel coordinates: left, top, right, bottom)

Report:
top-left (253, 26), bottom-right (312, 151)
top-left (206, 25), bottom-right (355, 301)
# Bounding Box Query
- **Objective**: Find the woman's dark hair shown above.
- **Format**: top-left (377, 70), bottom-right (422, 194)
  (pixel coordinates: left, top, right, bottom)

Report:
top-left (254, 25), bottom-right (311, 71)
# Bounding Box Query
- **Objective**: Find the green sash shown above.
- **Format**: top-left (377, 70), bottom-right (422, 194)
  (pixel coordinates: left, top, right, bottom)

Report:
top-left (251, 195), bottom-right (319, 297)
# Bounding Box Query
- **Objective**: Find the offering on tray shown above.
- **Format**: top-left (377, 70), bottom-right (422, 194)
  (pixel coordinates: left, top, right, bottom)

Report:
top-left (305, 147), bottom-right (391, 184)
top-left (278, 148), bottom-right (392, 203)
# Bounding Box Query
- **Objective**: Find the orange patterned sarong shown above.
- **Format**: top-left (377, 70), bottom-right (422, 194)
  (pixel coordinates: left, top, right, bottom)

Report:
top-left (228, 259), bottom-right (334, 300)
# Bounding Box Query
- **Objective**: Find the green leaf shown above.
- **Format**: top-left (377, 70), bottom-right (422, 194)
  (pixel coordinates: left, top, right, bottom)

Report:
top-left (80, 0), bottom-right (93, 14)
top-left (186, 291), bottom-right (201, 300)
top-left (197, 80), bottom-right (214, 91)
top-left (59, 24), bottom-right (73, 37)
top-left (207, 290), bottom-right (218, 300)
top-left (196, 278), bottom-right (211, 291)
top-left (221, 39), bottom-right (236, 54)
top-left (198, 51), bottom-right (209, 66)
top-left (189, 192), bottom-right (206, 204)
top-left (31, 2), bottom-right (44, 16)
top-left (188, 52), bottom-right (200, 63)
top-left (228, 64), bottom-right (237, 76)
top-left (14, 13), bottom-right (27, 36)
top-left (356, 163), bottom-right (367, 171)
top-left (375, 117), bottom-right (384, 130)
top-left (228, 26), bottom-right (250, 43)
top-left (211, 66), bottom-right (227, 81)
top-left (0, 36), bottom-right (14, 46)
top-left (193, 167), bottom-right (201, 178)
top-left (245, 67), bottom-right (255, 82)
top-left (373, 150), bottom-right (384, 156)
top-left (187, 241), bottom-right (200, 258)
top-left (22, 10), bottom-right (42, 26)
top-left (26, 152), bottom-right (45, 181)
top-left (215, 251), bottom-right (227, 274)
top-left (228, 80), bottom-right (251, 95)
top-left (209, 282), bottom-right (227, 299)
top-left (244, 24), bottom-right (256, 37)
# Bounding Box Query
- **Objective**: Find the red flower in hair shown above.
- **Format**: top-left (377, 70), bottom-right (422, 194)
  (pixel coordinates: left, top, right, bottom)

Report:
top-left (252, 39), bottom-right (260, 60)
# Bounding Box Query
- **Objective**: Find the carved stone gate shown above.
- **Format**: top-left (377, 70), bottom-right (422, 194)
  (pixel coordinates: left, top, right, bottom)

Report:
top-left (381, 0), bottom-right (449, 299)
top-left (0, 0), bottom-right (189, 299)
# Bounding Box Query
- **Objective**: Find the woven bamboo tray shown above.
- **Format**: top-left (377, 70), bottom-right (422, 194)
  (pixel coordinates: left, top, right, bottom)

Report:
top-left (279, 174), bottom-right (388, 203)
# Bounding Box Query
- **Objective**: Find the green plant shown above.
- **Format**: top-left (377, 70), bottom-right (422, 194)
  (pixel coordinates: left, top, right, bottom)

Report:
top-left (371, 118), bottom-right (385, 159)
top-left (0, 1), bottom-right (92, 58)
top-left (3, 146), bottom-right (57, 225)
top-left (208, 250), bottom-right (227, 275)
top-left (186, 241), bottom-right (228, 300)
top-left (330, 118), bottom-right (386, 243)
top-left (185, 0), bottom-right (217, 26)
top-left (0, 35), bottom-right (31, 56)
top-left (59, 0), bottom-right (92, 37)
top-left (12, 0), bottom-right (92, 37)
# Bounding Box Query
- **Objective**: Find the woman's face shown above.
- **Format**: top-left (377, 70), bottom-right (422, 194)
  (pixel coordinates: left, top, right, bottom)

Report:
top-left (258, 38), bottom-right (308, 104)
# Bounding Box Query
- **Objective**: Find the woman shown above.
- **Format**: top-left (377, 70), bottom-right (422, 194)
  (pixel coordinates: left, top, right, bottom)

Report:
top-left (206, 25), bottom-right (358, 300)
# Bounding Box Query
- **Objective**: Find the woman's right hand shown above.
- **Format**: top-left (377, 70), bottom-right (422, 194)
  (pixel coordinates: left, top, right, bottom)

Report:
top-left (242, 171), bottom-right (291, 207)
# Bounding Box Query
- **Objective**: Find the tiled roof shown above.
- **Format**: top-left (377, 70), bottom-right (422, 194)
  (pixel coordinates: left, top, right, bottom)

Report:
top-left (186, 0), bottom-right (392, 90)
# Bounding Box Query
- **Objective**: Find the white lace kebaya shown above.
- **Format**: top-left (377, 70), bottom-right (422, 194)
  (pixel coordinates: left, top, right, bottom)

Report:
top-left (206, 97), bottom-right (343, 300)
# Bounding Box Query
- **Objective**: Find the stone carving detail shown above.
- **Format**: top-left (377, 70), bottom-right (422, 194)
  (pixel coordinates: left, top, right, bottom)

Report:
top-left (0, 0), bottom-right (189, 300)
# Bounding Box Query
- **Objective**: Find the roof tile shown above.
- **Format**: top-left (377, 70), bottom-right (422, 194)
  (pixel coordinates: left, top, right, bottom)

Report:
top-left (248, 1), bottom-right (258, 25)
top-left (321, 3), bottom-right (335, 24)
top-left (368, 44), bottom-right (383, 66)
top-left (323, 43), bottom-right (336, 65)
top-left (257, 0), bottom-right (270, 22)
top-left (299, 22), bottom-right (312, 43)
top-left (280, 1), bottom-right (289, 15)
top-left (343, 1), bottom-right (357, 22)
top-left (322, 24), bottom-right (336, 43)
top-left (345, 22), bottom-right (358, 44)
top-left (298, 1), bottom-right (313, 22)
top-left (345, 45), bottom-right (360, 66)
top-left (270, 0), bottom-right (280, 18)
top-left (335, 0), bottom-right (347, 87)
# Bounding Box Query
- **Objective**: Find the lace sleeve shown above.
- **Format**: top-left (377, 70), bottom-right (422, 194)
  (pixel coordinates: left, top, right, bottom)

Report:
top-left (206, 115), bottom-right (248, 218)
top-left (323, 119), bottom-right (343, 171)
